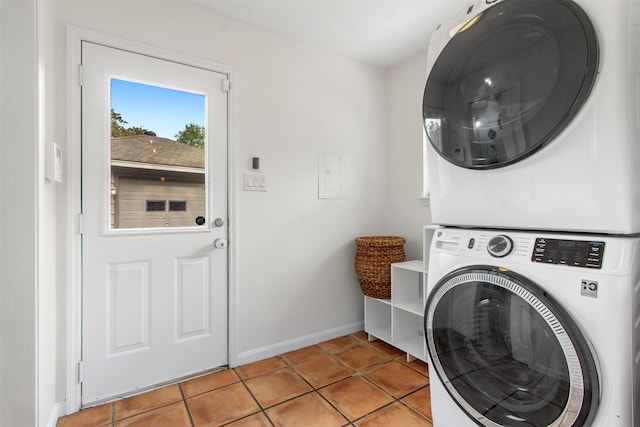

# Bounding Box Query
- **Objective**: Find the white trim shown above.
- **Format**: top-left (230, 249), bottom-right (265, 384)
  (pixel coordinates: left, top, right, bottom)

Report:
top-left (421, 129), bottom-right (430, 204)
top-left (233, 322), bottom-right (364, 367)
top-left (227, 67), bottom-right (239, 369)
top-left (66, 24), bottom-right (83, 416)
top-left (45, 402), bottom-right (66, 427)
top-left (65, 25), bottom-right (236, 414)
top-left (111, 160), bottom-right (205, 175)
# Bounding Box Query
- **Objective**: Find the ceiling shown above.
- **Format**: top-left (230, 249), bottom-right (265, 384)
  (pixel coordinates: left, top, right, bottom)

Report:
top-left (191, 0), bottom-right (468, 69)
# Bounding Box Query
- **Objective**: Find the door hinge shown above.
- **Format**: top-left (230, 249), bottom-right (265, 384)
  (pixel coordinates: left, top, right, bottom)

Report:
top-left (77, 361), bottom-right (84, 384)
top-left (78, 64), bottom-right (83, 87)
top-left (77, 213), bottom-right (84, 235)
top-left (222, 79), bottom-right (230, 93)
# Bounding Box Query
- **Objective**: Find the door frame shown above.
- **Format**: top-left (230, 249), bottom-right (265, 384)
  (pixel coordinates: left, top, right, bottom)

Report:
top-left (65, 26), bottom-right (238, 413)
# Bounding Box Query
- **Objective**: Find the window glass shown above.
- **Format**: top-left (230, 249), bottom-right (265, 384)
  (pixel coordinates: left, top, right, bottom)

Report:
top-left (146, 201), bottom-right (166, 212)
top-left (423, 0), bottom-right (598, 169)
top-left (110, 79), bottom-right (206, 229)
top-left (169, 201), bottom-right (187, 212)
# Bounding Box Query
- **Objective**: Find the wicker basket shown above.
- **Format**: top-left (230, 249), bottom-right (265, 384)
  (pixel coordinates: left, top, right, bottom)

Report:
top-left (354, 236), bottom-right (406, 299)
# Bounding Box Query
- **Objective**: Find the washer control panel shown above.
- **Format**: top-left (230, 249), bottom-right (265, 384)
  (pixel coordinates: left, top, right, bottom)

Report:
top-left (532, 238), bottom-right (605, 269)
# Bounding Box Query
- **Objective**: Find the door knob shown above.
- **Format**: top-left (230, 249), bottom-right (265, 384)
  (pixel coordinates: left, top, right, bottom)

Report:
top-left (213, 238), bottom-right (227, 249)
top-left (214, 218), bottom-right (225, 227)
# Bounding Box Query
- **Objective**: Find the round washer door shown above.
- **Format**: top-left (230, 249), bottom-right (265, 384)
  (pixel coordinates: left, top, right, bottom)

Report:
top-left (423, 0), bottom-right (598, 169)
top-left (424, 266), bottom-right (599, 426)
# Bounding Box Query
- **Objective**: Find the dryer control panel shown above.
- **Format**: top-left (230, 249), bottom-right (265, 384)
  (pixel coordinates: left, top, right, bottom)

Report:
top-left (532, 238), bottom-right (605, 269)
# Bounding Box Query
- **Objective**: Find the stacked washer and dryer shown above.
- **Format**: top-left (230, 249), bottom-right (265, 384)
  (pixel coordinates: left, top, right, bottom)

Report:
top-left (421, 0), bottom-right (640, 426)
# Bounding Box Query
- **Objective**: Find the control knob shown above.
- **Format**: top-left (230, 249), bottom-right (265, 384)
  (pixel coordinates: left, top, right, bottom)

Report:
top-left (487, 235), bottom-right (513, 258)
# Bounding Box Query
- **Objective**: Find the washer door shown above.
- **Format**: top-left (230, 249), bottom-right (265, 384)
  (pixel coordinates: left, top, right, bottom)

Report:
top-left (424, 266), bottom-right (599, 426)
top-left (423, 0), bottom-right (598, 169)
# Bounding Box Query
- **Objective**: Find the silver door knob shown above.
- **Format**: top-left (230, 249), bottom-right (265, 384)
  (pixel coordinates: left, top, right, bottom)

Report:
top-left (214, 218), bottom-right (225, 227)
top-left (213, 238), bottom-right (227, 249)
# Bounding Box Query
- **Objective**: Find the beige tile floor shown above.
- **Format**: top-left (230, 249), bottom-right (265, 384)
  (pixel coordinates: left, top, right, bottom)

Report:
top-left (57, 331), bottom-right (432, 426)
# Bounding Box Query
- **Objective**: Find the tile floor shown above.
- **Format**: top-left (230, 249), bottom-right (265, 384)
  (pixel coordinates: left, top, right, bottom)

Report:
top-left (57, 331), bottom-right (432, 427)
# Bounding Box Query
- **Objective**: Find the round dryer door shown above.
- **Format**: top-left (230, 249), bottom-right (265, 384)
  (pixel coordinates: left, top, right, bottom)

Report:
top-left (423, 0), bottom-right (598, 169)
top-left (424, 266), bottom-right (599, 426)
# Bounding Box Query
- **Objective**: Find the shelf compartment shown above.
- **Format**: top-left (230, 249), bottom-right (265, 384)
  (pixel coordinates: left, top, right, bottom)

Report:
top-left (393, 308), bottom-right (426, 362)
top-left (364, 296), bottom-right (392, 343)
top-left (394, 299), bottom-right (424, 316)
top-left (392, 262), bottom-right (425, 316)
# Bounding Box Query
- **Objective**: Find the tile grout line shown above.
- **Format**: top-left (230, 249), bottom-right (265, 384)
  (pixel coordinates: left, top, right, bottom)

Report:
top-left (313, 388), bottom-right (352, 425)
top-left (275, 342), bottom-right (402, 426)
top-left (178, 383), bottom-right (196, 427)
top-left (235, 366), bottom-right (278, 426)
top-left (108, 392), bottom-right (188, 424)
top-left (345, 385), bottom-right (433, 425)
top-left (399, 385), bottom-right (433, 423)
top-left (238, 353), bottom-right (355, 424)
top-left (61, 334), bottom-right (433, 426)
top-left (257, 340), bottom-right (429, 425)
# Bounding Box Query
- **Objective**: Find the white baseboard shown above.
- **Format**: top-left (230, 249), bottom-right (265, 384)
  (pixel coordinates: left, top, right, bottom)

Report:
top-left (46, 401), bottom-right (67, 427)
top-left (232, 321), bottom-right (364, 367)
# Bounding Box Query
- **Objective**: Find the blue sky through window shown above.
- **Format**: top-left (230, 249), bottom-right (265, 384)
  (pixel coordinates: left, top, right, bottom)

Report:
top-left (111, 79), bottom-right (205, 140)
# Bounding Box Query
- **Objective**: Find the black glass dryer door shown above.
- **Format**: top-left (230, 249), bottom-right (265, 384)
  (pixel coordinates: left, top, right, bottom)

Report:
top-left (424, 266), bottom-right (599, 426)
top-left (423, 0), bottom-right (598, 169)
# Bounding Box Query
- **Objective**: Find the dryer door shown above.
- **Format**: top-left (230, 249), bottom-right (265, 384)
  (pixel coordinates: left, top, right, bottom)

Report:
top-left (424, 266), bottom-right (599, 427)
top-left (423, 0), bottom-right (598, 169)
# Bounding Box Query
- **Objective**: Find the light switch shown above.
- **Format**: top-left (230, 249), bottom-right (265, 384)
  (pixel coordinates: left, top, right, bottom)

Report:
top-left (244, 173), bottom-right (267, 192)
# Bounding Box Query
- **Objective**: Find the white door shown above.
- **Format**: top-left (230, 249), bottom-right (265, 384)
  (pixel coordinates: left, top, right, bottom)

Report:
top-left (80, 41), bottom-right (228, 405)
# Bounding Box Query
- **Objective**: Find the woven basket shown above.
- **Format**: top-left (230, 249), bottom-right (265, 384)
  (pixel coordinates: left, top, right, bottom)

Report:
top-left (354, 236), bottom-right (406, 299)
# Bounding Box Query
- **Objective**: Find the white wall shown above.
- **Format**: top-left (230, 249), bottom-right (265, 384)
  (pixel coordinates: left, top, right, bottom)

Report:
top-left (55, 0), bottom-right (387, 372)
top-left (385, 53), bottom-right (433, 260)
top-left (0, 1), bottom-right (38, 425)
top-left (38, 0), bottom-right (65, 425)
top-left (0, 2), bottom-right (63, 425)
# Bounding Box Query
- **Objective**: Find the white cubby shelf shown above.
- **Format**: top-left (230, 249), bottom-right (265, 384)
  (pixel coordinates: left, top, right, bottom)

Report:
top-left (364, 226), bottom-right (437, 363)
top-left (364, 259), bottom-right (428, 362)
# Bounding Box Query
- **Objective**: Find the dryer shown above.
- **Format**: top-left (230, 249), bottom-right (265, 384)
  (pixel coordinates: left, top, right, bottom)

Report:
top-left (424, 227), bottom-right (640, 426)
top-left (422, 0), bottom-right (640, 234)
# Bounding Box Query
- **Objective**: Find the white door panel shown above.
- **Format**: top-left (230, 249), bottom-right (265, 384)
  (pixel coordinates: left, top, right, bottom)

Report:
top-left (81, 41), bottom-right (228, 405)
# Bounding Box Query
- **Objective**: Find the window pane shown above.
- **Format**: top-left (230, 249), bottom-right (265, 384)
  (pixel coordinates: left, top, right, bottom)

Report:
top-left (109, 79), bottom-right (206, 229)
top-left (146, 200), bottom-right (166, 212)
top-left (169, 201), bottom-right (187, 211)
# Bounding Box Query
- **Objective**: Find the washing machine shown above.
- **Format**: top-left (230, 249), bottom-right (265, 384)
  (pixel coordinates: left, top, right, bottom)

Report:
top-left (422, 0), bottom-right (640, 234)
top-left (424, 227), bottom-right (640, 426)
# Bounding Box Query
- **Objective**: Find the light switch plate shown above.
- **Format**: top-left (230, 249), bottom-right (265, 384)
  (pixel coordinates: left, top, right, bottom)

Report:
top-left (244, 173), bottom-right (267, 191)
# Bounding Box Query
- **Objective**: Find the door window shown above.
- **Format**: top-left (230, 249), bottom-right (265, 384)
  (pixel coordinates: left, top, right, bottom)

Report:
top-left (110, 79), bottom-right (206, 229)
top-left (423, 0), bottom-right (598, 169)
top-left (425, 266), bottom-right (599, 426)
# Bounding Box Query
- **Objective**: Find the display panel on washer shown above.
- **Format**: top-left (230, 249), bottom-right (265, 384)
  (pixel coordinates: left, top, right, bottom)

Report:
top-left (424, 266), bottom-right (599, 426)
top-left (423, 0), bottom-right (598, 169)
top-left (532, 238), bottom-right (605, 269)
